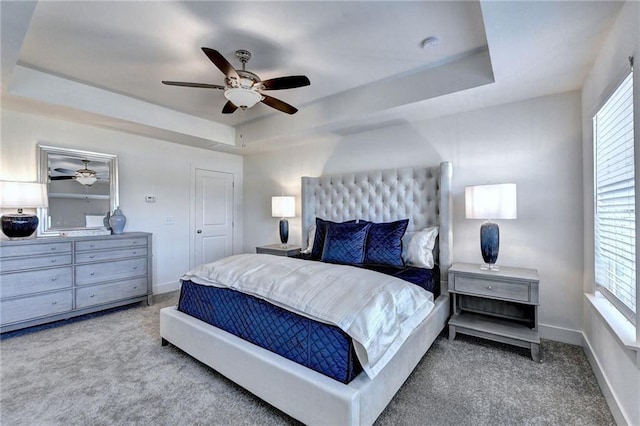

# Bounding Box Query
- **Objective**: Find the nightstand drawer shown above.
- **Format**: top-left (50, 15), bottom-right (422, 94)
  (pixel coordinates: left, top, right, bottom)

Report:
top-left (453, 275), bottom-right (531, 302)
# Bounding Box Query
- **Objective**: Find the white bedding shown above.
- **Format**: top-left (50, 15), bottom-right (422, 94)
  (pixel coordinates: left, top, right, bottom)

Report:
top-left (181, 253), bottom-right (435, 378)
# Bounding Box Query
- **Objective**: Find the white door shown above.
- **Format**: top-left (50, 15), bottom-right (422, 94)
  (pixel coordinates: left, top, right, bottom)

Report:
top-left (194, 169), bottom-right (234, 266)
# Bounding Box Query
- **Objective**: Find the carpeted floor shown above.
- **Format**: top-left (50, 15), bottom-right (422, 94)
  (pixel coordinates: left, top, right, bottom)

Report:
top-left (0, 292), bottom-right (614, 426)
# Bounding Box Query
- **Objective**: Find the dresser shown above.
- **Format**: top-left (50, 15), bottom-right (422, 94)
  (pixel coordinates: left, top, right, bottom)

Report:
top-left (0, 232), bottom-right (152, 333)
top-left (447, 262), bottom-right (541, 362)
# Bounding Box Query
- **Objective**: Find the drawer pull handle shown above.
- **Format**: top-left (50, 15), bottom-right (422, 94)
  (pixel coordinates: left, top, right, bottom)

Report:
top-left (90, 244), bottom-right (95, 247)
top-left (52, 301), bottom-right (57, 305)
top-left (133, 286), bottom-right (137, 289)
top-left (133, 266), bottom-right (138, 270)
top-left (132, 251), bottom-right (137, 255)
top-left (90, 294), bottom-right (95, 298)
top-left (51, 277), bottom-right (58, 281)
top-left (50, 247), bottom-right (57, 251)
top-left (51, 259), bottom-right (57, 263)
top-left (90, 272), bottom-right (95, 276)
top-left (133, 241), bottom-right (138, 245)
top-left (90, 255), bottom-right (95, 259)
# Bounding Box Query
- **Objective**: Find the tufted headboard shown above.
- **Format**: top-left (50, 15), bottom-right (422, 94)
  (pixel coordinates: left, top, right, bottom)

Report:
top-left (301, 162), bottom-right (452, 293)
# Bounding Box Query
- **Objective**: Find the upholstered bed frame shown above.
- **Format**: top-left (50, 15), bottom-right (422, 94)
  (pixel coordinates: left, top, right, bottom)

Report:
top-left (160, 162), bottom-right (452, 425)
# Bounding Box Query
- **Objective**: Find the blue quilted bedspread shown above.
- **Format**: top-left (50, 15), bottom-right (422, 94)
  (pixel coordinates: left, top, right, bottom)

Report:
top-left (177, 261), bottom-right (438, 383)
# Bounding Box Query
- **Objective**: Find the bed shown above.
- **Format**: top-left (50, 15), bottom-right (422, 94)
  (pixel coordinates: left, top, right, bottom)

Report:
top-left (160, 162), bottom-right (452, 425)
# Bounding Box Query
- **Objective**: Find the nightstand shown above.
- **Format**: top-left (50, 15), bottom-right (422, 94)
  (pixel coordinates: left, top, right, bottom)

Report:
top-left (448, 262), bottom-right (541, 362)
top-left (256, 244), bottom-right (301, 257)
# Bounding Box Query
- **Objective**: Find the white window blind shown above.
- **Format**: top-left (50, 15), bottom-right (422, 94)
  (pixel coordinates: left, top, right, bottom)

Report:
top-left (594, 72), bottom-right (636, 324)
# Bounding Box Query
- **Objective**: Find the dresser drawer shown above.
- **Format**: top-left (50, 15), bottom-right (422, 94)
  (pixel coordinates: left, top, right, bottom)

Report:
top-left (75, 258), bottom-right (148, 285)
top-left (1, 254), bottom-right (73, 273)
top-left (75, 247), bottom-right (148, 263)
top-left (1, 290), bottom-right (73, 325)
top-left (75, 277), bottom-right (148, 308)
top-left (0, 242), bottom-right (72, 258)
top-left (75, 237), bottom-right (147, 252)
top-left (1, 266), bottom-right (73, 298)
top-left (452, 275), bottom-right (531, 303)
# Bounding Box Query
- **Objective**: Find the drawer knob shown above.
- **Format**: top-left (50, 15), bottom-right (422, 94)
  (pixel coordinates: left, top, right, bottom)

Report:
top-left (487, 286), bottom-right (493, 290)
top-left (90, 272), bottom-right (95, 276)
top-left (90, 294), bottom-right (95, 298)
top-left (52, 301), bottom-right (57, 305)
top-left (51, 277), bottom-right (58, 281)
top-left (90, 255), bottom-right (95, 259)
top-left (51, 259), bottom-right (57, 263)
top-left (133, 241), bottom-right (138, 245)
top-left (132, 251), bottom-right (137, 255)
top-left (90, 244), bottom-right (95, 247)
top-left (50, 247), bottom-right (57, 251)
top-left (133, 286), bottom-right (138, 289)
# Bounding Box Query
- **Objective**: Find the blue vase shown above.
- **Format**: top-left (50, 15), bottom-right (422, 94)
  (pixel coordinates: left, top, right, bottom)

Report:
top-left (109, 207), bottom-right (126, 235)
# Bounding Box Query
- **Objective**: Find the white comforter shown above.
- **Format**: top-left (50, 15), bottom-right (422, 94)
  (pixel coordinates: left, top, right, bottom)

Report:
top-left (181, 253), bottom-right (435, 378)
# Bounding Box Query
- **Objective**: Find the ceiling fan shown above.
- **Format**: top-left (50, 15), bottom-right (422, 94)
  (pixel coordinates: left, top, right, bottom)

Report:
top-left (51, 159), bottom-right (106, 186)
top-left (162, 48), bottom-right (310, 115)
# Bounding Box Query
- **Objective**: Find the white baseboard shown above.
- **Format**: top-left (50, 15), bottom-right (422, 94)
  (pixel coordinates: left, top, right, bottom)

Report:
top-left (153, 280), bottom-right (180, 295)
top-left (539, 323), bottom-right (583, 345)
top-left (582, 332), bottom-right (629, 426)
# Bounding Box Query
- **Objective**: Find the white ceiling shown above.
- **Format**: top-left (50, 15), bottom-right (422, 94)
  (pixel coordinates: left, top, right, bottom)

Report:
top-left (1, 1), bottom-right (624, 154)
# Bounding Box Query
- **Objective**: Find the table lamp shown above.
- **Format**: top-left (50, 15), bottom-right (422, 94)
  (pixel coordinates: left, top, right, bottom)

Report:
top-left (272, 196), bottom-right (295, 247)
top-left (0, 181), bottom-right (48, 239)
top-left (465, 183), bottom-right (517, 270)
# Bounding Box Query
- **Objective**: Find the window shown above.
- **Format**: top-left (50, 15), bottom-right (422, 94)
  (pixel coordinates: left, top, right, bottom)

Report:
top-left (593, 71), bottom-right (636, 325)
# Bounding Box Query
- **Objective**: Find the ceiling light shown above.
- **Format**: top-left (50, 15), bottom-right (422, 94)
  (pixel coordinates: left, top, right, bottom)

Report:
top-left (224, 87), bottom-right (262, 109)
top-left (75, 159), bottom-right (97, 185)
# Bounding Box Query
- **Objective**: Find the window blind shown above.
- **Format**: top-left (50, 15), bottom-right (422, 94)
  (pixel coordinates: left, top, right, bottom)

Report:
top-left (594, 72), bottom-right (636, 323)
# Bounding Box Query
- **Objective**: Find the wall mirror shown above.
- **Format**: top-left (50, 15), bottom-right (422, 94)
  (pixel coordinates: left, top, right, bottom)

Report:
top-left (37, 144), bottom-right (119, 236)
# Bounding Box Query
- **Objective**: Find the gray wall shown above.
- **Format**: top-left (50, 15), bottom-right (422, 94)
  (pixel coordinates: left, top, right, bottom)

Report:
top-left (243, 90), bottom-right (583, 345)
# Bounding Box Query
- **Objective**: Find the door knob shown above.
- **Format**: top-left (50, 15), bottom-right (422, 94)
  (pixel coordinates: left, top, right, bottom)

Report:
top-left (197, 229), bottom-right (203, 234)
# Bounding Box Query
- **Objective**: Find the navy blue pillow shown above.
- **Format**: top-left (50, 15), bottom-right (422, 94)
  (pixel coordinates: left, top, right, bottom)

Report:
top-left (321, 222), bottom-right (372, 265)
top-left (311, 218), bottom-right (356, 259)
top-left (364, 219), bottom-right (409, 267)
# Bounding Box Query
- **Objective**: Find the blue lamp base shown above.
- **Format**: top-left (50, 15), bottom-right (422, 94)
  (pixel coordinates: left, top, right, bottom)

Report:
top-left (480, 221), bottom-right (500, 271)
top-left (279, 218), bottom-right (289, 247)
top-left (1, 213), bottom-right (39, 239)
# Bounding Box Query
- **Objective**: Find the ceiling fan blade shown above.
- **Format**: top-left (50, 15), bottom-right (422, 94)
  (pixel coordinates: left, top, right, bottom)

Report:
top-left (222, 101), bottom-right (238, 114)
top-left (54, 167), bottom-right (76, 174)
top-left (202, 48), bottom-right (239, 80)
top-left (261, 95), bottom-right (298, 115)
top-left (162, 81), bottom-right (225, 90)
top-left (50, 176), bottom-right (74, 180)
top-left (261, 76), bottom-right (310, 91)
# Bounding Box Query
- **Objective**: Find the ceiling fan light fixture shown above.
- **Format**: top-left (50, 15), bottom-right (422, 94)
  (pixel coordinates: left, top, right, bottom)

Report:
top-left (75, 173), bottom-right (97, 186)
top-left (224, 87), bottom-right (262, 108)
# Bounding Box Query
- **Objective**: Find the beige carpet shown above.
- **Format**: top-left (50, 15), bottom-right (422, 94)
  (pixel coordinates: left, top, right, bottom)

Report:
top-left (0, 292), bottom-right (614, 425)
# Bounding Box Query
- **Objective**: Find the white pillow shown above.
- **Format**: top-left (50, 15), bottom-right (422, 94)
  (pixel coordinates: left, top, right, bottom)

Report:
top-left (403, 226), bottom-right (438, 269)
top-left (301, 224), bottom-right (316, 254)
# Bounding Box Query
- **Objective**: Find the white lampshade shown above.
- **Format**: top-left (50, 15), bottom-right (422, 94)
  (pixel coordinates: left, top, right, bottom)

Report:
top-left (272, 196), bottom-right (295, 218)
top-left (225, 88), bottom-right (262, 108)
top-left (0, 181), bottom-right (48, 208)
top-left (465, 183), bottom-right (517, 220)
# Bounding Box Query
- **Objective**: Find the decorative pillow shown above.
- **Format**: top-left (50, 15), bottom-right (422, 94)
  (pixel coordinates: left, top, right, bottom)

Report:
top-left (403, 226), bottom-right (439, 269)
top-left (310, 218), bottom-right (356, 259)
top-left (364, 219), bottom-right (409, 267)
top-left (321, 222), bottom-right (372, 265)
top-left (301, 224), bottom-right (316, 254)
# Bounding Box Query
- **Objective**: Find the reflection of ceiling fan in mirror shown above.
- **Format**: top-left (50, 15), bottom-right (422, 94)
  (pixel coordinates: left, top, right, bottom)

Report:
top-left (50, 159), bottom-right (108, 186)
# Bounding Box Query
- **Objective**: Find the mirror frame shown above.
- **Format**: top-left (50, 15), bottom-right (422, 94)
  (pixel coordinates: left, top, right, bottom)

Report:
top-left (37, 144), bottom-right (119, 236)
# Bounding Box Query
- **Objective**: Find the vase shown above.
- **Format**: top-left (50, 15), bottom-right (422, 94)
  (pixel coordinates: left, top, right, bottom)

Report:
top-left (103, 211), bottom-right (111, 230)
top-left (109, 207), bottom-right (126, 235)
